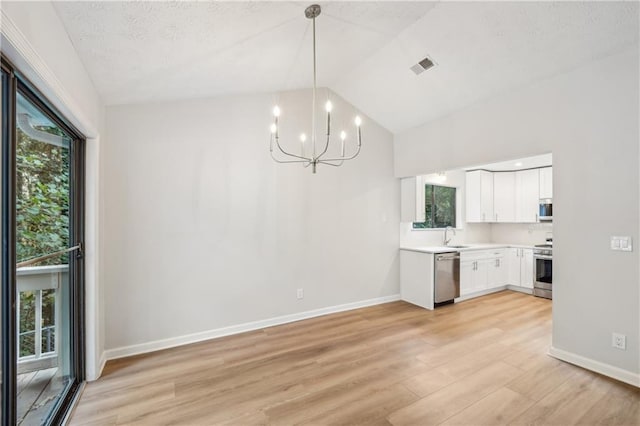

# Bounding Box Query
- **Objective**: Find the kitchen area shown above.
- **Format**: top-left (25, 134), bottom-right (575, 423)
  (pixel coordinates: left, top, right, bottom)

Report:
top-left (400, 153), bottom-right (554, 310)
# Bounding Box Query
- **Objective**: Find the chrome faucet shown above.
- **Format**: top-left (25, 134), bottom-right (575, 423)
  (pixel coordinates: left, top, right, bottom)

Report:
top-left (443, 226), bottom-right (456, 246)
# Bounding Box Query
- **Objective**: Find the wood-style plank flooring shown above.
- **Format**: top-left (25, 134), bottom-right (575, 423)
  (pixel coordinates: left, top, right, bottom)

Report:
top-left (71, 291), bottom-right (640, 425)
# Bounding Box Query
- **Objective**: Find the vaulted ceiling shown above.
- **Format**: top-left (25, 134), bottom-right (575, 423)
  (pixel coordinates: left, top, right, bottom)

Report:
top-left (53, 1), bottom-right (639, 133)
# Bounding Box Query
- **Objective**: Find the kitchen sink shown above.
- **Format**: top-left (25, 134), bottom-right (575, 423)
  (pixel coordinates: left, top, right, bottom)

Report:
top-left (447, 245), bottom-right (469, 248)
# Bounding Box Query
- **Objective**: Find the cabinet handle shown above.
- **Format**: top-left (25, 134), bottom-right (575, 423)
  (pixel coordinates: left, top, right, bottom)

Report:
top-left (495, 213), bottom-right (498, 221)
top-left (536, 213), bottom-right (539, 222)
top-left (482, 213), bottom-right (486, 221)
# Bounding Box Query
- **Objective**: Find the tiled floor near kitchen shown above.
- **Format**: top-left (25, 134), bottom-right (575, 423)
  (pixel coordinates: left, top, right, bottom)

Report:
top-left (71, 291), bottom-right (639, 425)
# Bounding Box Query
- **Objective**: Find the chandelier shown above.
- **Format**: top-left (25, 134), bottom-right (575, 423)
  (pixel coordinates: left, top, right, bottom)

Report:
top-left (269, 4), bottom-right (362, 174)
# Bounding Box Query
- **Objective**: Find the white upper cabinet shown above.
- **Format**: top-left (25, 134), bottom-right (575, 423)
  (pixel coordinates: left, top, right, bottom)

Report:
top-left (480, 171), bottom-right (494, 222)
top-left (515, 169), bottom-right (540, 223)
top-left (401, 176), bottom-right (426, 223)
top-left (539, 167), bottom-right (553, 199)
top-left (466, 170), bottom-right (493, 223)
top-left (493, 172), bottom-right (516, 222)
top-left (465, 171), bottom-right (482, 222)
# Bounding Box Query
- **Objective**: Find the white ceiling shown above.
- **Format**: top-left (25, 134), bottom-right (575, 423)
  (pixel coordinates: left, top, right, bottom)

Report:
top-left (53, 1), bottom-right (639, 133)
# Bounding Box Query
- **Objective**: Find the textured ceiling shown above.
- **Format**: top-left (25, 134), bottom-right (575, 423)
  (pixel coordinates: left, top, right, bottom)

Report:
top-left (53, 1), bottom-right (639, 133)
top-left (333, 1), bottom-right (639, 132)
top-left (52, 1), bottom-right (434, 106)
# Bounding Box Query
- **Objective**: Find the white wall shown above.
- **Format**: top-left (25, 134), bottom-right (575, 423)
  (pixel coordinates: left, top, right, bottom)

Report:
top-left (103, 89), bottom-right (399, 353)
top-left (1, 1), bottom-right (105, 380)
top-left (395, 48), bottom-right (640, 381)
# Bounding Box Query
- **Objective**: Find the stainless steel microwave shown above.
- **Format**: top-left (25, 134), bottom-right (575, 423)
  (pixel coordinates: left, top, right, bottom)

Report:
top-left (539, 199), bottom-right (552, 221)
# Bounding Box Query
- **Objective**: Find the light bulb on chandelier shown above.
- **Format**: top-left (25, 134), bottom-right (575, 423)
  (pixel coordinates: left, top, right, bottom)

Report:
top-left (269, 4), bottom-right (362, 174)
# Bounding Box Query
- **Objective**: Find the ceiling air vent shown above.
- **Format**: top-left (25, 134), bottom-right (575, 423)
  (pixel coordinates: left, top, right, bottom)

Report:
top-left (410, 56), bottom-right (435, 75)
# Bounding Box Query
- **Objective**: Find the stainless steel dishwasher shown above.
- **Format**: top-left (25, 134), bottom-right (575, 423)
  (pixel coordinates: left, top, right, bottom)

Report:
top-left (434, 252), bottom-right (460, 305)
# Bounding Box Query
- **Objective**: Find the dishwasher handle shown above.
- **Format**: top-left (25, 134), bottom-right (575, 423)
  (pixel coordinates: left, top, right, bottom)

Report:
top-left (436, 255), bottom-right (461, 261)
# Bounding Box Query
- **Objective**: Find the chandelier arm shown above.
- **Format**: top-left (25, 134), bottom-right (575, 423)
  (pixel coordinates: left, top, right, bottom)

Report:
top-left (315, 144), bottom-right (361, 162)
top-left (315, 130), bottom-right (332, 160)
top-left (275, 137), bottom-right (313, 161)
top-left (317, 160), bottom-right (344, 167)
top-left (270, 150), bottom-right (312, 164)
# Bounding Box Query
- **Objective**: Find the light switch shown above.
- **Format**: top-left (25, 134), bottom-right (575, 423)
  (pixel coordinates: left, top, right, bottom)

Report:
top-left (611, 236), bottom-right (633, 252)
top-left (611, 237), bottom-right (620, 249)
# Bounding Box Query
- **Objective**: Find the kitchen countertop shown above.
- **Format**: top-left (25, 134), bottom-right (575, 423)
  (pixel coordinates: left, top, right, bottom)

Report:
top-left (400, 243), bottom-right (544, 254)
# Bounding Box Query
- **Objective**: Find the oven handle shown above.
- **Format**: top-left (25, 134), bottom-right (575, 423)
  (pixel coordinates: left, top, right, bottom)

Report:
top-left (534, 254), bottom-right (553, 260)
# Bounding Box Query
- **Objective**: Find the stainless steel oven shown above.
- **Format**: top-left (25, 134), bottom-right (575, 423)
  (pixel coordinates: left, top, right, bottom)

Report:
top-left (533, 245), bottom-right (552, 299)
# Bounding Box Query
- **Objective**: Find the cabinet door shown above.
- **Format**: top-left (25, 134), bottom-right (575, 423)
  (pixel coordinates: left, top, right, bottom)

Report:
top-left (492, 257), bottom-right (508, 287)
top-left (401, 176), bottom-right (426, 223)
top-left (460, 260), bottom-right (474, 296)
top-left (465, 171), bottom-right (482, 223)
top-left (474, 259), bottom-right (490, 292)
top-left (480, 171), bottom-right (494, 222)
top-left (508, 248), bottom-right (521, 286)
top-left (539, 167), bottom-right (553, 199)
top-left (493, 172), bottom-right (515, 222)
top-left (487, 257), bottom-right (500, 288)
top-left (400, 177), bottom-right (417, 223)
top-left (520, 249), bottom-right (534, 288)
top-left (515, 169), bottom-right (540, 223)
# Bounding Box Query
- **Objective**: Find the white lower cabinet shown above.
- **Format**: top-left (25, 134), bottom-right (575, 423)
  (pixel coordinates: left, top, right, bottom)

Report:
top-left (488, 255), bottom-right (508, 287)
top-left (460, 260), bottom-right (474, 296)
top-left (400, 250), bottom-right (435, 309)
top-left (460, 249), bottom-right (506, 296)
top-left (508, 248), bottom-right (534, 289)
top-left (520, 249), bottom-right (534, 288)
top-left (460, 259), bottom-right (488, 295)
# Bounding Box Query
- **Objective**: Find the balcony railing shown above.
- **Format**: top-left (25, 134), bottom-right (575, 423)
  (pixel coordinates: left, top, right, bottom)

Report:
top-left (16, 264), bottom-right (68, 374)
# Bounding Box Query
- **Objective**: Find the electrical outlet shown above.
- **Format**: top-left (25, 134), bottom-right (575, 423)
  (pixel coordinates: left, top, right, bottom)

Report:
top-left (296, 288), bottom-right (304, 300)
top-left (612, 333), bottom-right (626, 350)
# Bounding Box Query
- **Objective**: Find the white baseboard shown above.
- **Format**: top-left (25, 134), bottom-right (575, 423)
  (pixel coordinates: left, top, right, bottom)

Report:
top-left (455, 286), bottom-right (507, 302)
top-left (506, 285), bottom-right (533, 294)
top-left (105, 294), bottom-right (401, 361)
top-left (548, 346), bottom-right (640, 388)
top-left (96, 352), bottom-right (107, 381)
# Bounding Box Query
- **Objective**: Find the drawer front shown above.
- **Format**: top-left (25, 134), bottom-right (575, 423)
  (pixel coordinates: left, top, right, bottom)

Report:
top-left (462, 248), bottom-right (506, 261)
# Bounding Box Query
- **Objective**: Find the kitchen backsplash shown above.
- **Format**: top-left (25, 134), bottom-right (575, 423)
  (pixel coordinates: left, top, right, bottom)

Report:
top-left (490, 222), bottom-right (553, 246)
top-left (400, 222), bottom-right (552, 248)
top-left (400, 223), bottom-right (492, 248)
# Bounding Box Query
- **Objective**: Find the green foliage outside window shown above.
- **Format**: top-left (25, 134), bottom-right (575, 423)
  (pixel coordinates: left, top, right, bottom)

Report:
top-left (16, 126), bottom-right (70, 264)
top-left (413, 184), bottom-right (456, 229)
top-left (16, 125), bottom-right (69, 357)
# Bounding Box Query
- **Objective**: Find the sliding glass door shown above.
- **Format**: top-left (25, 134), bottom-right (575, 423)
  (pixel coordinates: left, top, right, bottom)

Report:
top-left (2, 57), bottom-right (85, 426)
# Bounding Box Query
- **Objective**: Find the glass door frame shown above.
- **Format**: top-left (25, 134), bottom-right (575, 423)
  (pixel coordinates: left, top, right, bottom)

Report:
top-left (1, 54), bottom-right (86, 426)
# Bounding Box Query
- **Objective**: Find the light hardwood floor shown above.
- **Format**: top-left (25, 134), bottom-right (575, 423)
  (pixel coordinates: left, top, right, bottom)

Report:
top-left (71, 291), bottom-right (640, 425)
